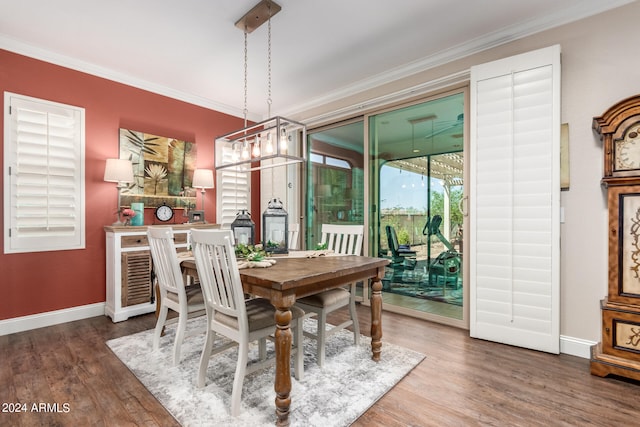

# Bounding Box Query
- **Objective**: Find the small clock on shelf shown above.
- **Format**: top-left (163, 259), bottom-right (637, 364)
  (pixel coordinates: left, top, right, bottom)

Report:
top-left (154, 202), bottom-right (175, 223)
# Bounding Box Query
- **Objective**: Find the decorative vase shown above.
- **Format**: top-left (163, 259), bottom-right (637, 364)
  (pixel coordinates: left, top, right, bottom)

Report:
top-left (130, 202), bottom-right (144, 226)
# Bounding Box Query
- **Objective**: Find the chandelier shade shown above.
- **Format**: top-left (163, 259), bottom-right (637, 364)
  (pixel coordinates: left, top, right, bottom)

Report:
top-left (214, 0), bottom-right (306, 172)
top-left (215, 116), bottom-right (306, 171)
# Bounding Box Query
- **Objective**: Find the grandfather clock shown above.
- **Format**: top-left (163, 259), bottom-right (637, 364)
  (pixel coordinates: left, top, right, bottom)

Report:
top-left (591, 94), bottom-right (640, 381)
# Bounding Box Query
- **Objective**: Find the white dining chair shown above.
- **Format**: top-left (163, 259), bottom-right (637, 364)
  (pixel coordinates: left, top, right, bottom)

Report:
top-left (191, 228), bottom-right (305, 417)
top-left (295, 223), bottom-right (364, 366)
top-left (147, 226), bottom-right (205, 366)
top-left (288, 223), bottom-right (300, 250)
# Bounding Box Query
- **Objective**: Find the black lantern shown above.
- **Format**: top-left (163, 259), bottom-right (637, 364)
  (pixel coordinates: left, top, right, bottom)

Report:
top-left (231, 210), bottom-right (255, 246)
top-left (262, 198), bottom-right (288, 254)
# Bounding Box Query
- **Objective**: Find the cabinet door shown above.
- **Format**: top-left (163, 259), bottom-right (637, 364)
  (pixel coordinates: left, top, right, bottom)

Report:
top-left (121, 250), bottom-right (152, 307)
top-left (601, 307), bottom-right (640, 362)
top-left (611, 189), bottom-right (640, 304)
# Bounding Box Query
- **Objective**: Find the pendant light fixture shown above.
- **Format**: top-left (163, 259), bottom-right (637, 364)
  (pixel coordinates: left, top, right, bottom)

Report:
top-left (215, 0), bottom-right (306, 171)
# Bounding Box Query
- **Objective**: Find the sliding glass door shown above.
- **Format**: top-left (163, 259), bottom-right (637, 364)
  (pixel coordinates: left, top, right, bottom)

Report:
top-left (305, 120), bottom-right (365, 249)
top-left (369, 91), bottom-right (466, 322)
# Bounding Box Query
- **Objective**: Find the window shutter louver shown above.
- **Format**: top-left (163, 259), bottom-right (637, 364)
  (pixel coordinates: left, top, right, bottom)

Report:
top-left (216, 143), bottom-right (250, 228)
top-left (470, 46), bottom-right (560, 354)
top-left (4, 93), bottom-right (85, 253)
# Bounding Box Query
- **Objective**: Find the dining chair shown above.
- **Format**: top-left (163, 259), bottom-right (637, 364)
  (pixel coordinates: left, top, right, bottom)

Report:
top-left (147, 226), bottom-right (206, 366)
top-left (295, 223), bottom-right (364, 366)
top-left (191, 228), bottom-right (304, 417)
top-left (288, 223), bottom-right (300, 250)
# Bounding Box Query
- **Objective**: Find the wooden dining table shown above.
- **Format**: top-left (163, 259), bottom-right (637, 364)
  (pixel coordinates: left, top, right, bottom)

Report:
top-left (181, 254), bottom-right (389, 426)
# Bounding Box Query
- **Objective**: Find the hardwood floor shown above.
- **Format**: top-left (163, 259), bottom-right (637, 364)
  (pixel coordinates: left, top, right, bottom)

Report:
top-left (2, 306), bottom-right (639, 426)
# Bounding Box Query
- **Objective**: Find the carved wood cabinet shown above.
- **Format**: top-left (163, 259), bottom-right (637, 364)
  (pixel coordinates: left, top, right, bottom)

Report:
top-left (591, 95), bottom-right (640, 381)
top-left (104, 223), bottom-right (218, 322)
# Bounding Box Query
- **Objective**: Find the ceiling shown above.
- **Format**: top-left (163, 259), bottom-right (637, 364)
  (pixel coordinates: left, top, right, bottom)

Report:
top-left (0, 0), bottom-right (633, 122)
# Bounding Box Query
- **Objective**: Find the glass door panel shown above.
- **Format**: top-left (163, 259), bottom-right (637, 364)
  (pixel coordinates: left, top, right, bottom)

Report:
top-left (305, 121), bottom-right (365, 249)
top-left (369, 92), bottom-right (465, 322)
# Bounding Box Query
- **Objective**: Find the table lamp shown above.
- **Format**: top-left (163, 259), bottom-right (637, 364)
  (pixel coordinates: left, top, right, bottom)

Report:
top-left (192, 169), bottom-right (214, 222)
top-left (104, 158), bottom-right (134, 226)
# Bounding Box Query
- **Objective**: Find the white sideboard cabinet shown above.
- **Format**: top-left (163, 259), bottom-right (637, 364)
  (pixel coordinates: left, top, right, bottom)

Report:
top-left (104, 223), bottom-right (219, 322)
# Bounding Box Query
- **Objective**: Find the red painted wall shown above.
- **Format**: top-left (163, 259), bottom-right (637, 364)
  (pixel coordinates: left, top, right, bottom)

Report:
top-left (0, 49), bottom-right (259, 320)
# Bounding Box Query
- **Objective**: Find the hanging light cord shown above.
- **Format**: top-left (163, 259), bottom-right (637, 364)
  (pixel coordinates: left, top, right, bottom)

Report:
top-left (267, 1), bottom-right (272, 118)
top-left (267, 1), bottom-right (276, 198)
top-left (243, 28), bottom-right (249, 128)
top-left (237, 27), bottom-right (249, 213)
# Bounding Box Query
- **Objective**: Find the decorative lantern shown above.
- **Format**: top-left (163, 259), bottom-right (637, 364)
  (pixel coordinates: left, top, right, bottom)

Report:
top-left (262, 198), bottom-right (288, 254)
top-left (231, 210), bottom-right (255, 246)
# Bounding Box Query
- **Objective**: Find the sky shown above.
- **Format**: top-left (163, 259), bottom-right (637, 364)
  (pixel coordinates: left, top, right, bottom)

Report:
top-left (380, 165), bottom-right (443, 211)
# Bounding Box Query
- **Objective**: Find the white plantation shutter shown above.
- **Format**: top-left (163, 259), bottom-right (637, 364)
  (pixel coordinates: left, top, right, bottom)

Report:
top-left (4, 93), bottom-right (85, 253)
top-left (469, 45), bottom-right (560, 353)
top-left (216, 144), bottom-right (250, 228)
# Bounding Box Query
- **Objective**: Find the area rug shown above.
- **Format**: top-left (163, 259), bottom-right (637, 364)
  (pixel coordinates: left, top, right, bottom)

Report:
top-left (107, 316), bottom-right (424, 427)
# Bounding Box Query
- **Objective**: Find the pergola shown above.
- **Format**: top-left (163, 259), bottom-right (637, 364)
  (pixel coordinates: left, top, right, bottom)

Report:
top-left (388, 152), bottom-right (463, 242)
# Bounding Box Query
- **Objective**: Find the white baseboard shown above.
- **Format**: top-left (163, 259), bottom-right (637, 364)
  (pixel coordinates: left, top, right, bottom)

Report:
top-left (0, 302), bottom-right (106, 336)
top-left (560, 335), bottom-right (596, 359)
top-left (0, 303), bottom-right (599, 360)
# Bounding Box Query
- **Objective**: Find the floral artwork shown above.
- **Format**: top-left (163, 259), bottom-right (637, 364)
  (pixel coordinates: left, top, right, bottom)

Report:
top-left (119, 128), bottom-right (198, 208)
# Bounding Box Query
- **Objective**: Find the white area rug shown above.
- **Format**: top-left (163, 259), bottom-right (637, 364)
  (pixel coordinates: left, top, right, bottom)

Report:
top-left (107, 316), bottom-right (424, 427)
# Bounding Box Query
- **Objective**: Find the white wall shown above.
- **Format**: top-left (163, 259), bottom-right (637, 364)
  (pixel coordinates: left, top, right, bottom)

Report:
top-left (292, 1), bottom-right (640, 347)
top-left (552, 5), bottom-right (640, 342)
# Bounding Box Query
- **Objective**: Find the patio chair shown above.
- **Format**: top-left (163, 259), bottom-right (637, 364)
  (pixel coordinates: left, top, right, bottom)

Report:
top-left (385, 225), bottom-right (417, 281)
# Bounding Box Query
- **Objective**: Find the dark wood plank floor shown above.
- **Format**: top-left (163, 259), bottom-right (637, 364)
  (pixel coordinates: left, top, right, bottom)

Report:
top-left (2, 306), bottom-right (639, 426)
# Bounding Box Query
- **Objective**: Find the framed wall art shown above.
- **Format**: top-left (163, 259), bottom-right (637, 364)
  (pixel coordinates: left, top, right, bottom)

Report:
top-left (119, 128), bottom-right (198, 209)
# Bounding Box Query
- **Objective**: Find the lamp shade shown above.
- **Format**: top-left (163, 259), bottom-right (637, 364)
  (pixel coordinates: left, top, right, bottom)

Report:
top-left (104, 159), bottom-right (134, 183)
top-left (192, 169), bottom-right (214, 189)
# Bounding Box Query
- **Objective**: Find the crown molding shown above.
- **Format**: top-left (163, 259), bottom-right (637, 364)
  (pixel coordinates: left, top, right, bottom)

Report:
top-left (298, 70), bottom-right (470, 128)
top-left (0, 35), bottom-right (260, 122)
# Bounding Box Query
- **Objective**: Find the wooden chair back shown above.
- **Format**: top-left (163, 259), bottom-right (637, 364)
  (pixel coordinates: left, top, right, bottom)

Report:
top-left (191, 229), bottom-right (248, 335)
top-left (288, 223), bottom-right (300, 250)
top-left (321, 224), bottom-right (364, 255)
top-left (147, 226), bottom-right (186, 298)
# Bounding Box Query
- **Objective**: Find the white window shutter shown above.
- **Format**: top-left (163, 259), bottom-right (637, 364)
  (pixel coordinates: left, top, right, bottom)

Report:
top-left (4, 92), bottom-right (85, 253)
top-left (215, 144), bottom-right (250, 228)
top-left (470, 45), bottom-right (561, 354)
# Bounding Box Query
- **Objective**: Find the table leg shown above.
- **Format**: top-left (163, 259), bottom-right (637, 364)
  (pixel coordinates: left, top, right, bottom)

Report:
top-left (274, 303), bottom-right (293, 426)
top-left (370, 267), bottom-right (385, 362)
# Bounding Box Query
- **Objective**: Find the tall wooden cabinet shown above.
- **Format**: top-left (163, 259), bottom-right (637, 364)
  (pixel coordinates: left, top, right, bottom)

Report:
top-left (105, 224), bottom-right (218, 322)
top-left (591, 95), bottom-right (640, 381)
